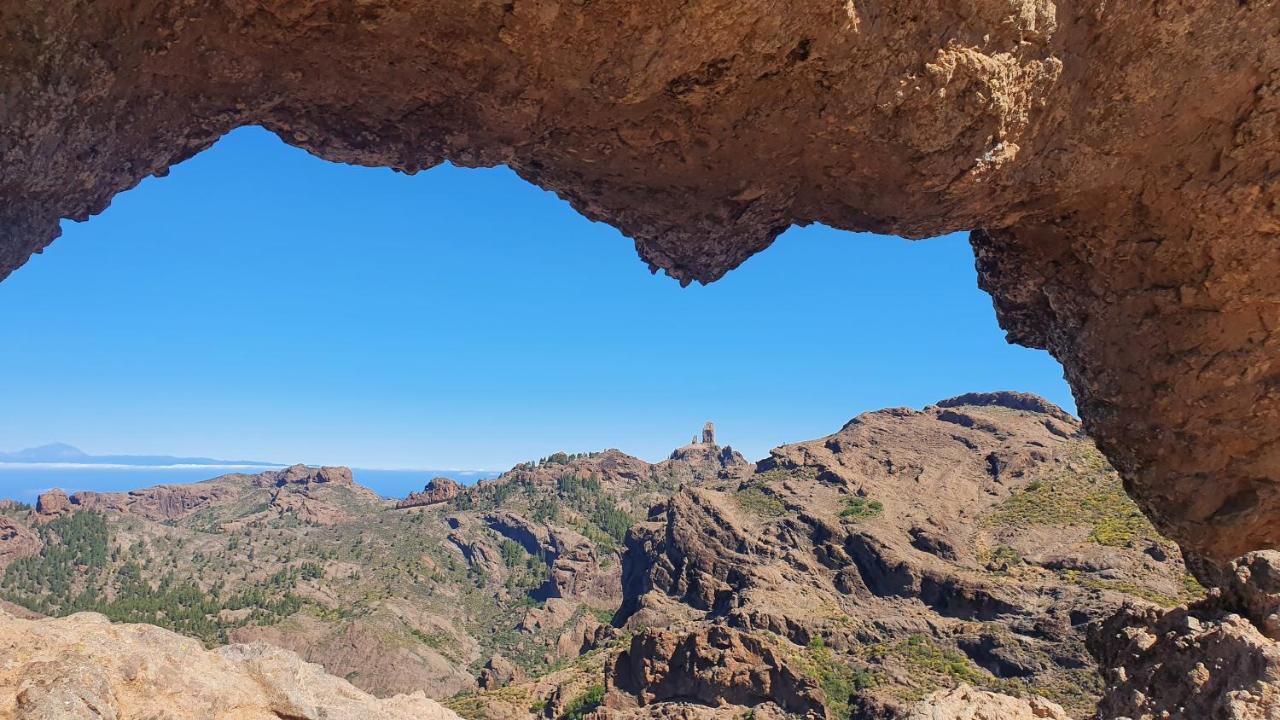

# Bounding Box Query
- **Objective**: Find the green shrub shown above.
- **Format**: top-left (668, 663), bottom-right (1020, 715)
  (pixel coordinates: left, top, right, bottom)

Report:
top-left (794, 636), bottom-right (879, 720)
top-left (840, 497), bottom-right (884, 520)
top-left (988, 444), bottom-right (1158, 548)
top-left (560, 683), bottom-right (605, 720)
top-left (983, 545), bottom-right (1023, 574)
top-left (734, 486), bottom-right (787, 517)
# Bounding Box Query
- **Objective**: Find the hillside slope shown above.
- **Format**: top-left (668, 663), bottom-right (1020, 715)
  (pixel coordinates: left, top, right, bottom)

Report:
top-left (0, 441), bottom-right (746, 699)
top-left (0, 396), bottom-right (1203, 718)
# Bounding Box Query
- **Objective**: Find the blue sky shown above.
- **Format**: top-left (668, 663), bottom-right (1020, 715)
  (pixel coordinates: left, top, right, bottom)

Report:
top-left (0, 127), bottom-right (1073, 470)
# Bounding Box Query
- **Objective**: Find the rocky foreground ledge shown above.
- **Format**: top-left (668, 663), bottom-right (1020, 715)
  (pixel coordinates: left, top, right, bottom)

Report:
top-left (0, 609), bottom-right (460, 720)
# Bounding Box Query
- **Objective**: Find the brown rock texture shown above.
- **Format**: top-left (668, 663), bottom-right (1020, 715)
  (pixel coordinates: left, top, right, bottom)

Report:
top-left (33, 490), bottom-right (70, 518)
top-left (399, 477), bottom-right (464, 509)
top-left (479, 654), bottom-right (527, 690)
top-left (604, 627), bottom-right (825, 720)
top-left (71, 484), bottom-right (237, 522)
top-left (0, 517), bottom-right (40, 570)
top-left (54, 464), bottom-right (369, 525)
top-left (0, 609), bottom-right (460, 720)
top-left (255, 464), bottom-right (354, 487)
top-left (1, 1), bottom-right (1278, 563)
top-left (486, 512), bottom-right (621, 609)
top-left (1089, 551), bottom-right (1280, 720)
top-left (615, 395), bottom-right (1201, 716)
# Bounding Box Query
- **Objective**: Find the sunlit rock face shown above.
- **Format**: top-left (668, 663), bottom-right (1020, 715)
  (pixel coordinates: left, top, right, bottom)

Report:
top-left (2, 1), bottom-right (1278, 564)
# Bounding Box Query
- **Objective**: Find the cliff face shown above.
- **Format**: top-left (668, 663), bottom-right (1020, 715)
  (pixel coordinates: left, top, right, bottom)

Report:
top-left (609, 394), bottom-right (1198, 718)
top-left (1, 1), bottom-right (1277, 563)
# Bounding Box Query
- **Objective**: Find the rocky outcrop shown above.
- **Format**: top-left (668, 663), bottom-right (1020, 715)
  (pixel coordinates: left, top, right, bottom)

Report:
top-left (935, 391), bottom-right (1077, 425)
top-left (268, 485), bottom-right (352, 526)
top-left (486, 512), bottom-right (621, 608)
top-left (555, 613), bottom-right (613, 660)
top-left (0, 610), bottom-right (460, 720)
top-left (399, 477), bottom-right (463, 508)
top-left (0, 517), bottom-right (40, 570)
top-left (661, 444), bottom-right (751, 480)
top-left (256, 463), bottom-right (354, 487)
top-left (905, 685), bottom-right (1071, 720)
top-left (1219, 551), bottom-right (1280, 641)
top-left (617, 398), bottom-right (1199, 716)
top-left (71, 484), bottom-right (235, 522)
top-left (605, 627), bottom-right (824, 720)
top-left (479, 655), bottom-right (526, 690)
top-left (33, 489), bottom-right (69, 517)
top-left (1089, 551), bottom-right (1280, 720)
top-left (59, 466), bottom-right (360, 524)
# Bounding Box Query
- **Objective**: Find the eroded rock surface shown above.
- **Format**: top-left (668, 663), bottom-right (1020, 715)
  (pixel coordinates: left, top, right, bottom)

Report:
top-left (2, 1), bottom-right (1278, 561)
top-left (399, 477), bottom-right (464, 509)
top-left (0, 609), bottom-right (460, 720)
top-left (33, 489), bottom-right (70, 518)
top-left (1089, 551), bottom-right (1280, 720)
top-left (604, 627), bottom-right (825, 720)
top-left (608, 395), bottom-right (1200, 717)
top-left (256, 464), bottom-right (354, 487)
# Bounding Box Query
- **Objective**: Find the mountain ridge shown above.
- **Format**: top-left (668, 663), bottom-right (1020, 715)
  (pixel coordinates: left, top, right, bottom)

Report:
top-left (0, 394), bottom-right (1234, 719)
top-left (0, 441), bottom-right (283, 467)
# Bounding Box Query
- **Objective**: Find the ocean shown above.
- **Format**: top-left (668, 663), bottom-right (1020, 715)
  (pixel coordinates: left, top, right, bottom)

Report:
top-left (0, 464), bottom-right (500, 504)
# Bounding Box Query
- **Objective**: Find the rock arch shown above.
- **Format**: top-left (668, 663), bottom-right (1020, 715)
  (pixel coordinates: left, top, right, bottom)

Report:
top-left (2, 1), bottom-right (1278, 565)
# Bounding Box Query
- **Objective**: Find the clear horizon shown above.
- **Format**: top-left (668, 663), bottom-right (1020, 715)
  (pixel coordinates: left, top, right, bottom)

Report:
top-left (0, 126), bottom-right (1074, 470)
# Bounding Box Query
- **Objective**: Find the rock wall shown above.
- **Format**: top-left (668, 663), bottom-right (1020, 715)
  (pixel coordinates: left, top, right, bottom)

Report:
top-left (2, 0), bottom-right (1278, 566)
top-left (605, 627), bottom-right (825, 719)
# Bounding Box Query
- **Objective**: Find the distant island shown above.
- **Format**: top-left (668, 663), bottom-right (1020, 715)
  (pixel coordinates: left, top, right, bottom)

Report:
top-left (0, 442), bottom-right (282, 467)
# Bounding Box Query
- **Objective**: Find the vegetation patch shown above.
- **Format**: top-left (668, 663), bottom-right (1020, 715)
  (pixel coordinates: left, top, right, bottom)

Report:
top-left (988, 443), bottom-right (1160, 548)
top-left (1, 511), bottom-right (305, 645)
top-left (790, 637), bottom-right (878, 720)
top-left (1059, 569), bottom-right (1204, 608)
top-left (840, 497), bottom-right (884, 521)
top-left (979, 545), bottom-right (1024, 575)
top-left (559, 683), bottom-right (605, 720)
top-left (734, 485), bottom-right (787, 518)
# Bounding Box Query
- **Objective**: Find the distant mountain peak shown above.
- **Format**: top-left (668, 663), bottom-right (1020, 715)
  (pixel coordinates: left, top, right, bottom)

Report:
top-left (0, 443), bottom-right (278, 467)
top-left (1, 443), bottom-right (88, 461)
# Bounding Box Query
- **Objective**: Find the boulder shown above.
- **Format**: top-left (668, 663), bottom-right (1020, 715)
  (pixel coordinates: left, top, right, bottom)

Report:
top-left (34, 489), bottom-right (69, 517)
top-left (479, 654), bottom-right (526, 690)
top-left (398, 477), bottom-right (463, 508)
